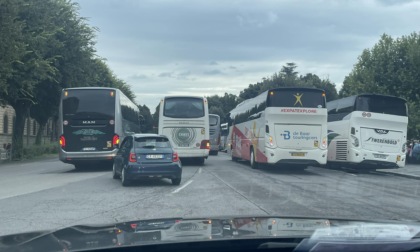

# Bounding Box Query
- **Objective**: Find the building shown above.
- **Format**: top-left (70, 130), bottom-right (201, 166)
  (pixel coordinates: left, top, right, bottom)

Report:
top-left (1, 105), bottom-right (56, 159)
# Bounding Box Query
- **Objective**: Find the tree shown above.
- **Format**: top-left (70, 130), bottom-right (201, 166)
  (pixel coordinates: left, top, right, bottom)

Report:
top-left (139, 105), bottom-right (153, 133)
top-left (152, 104), bottom-right (160, 133)
top-left (341, 33), bottom-right (420, 138)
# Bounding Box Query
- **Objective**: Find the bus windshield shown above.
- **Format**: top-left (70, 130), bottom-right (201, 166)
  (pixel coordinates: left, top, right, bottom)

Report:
top-left (63, 89), bottom-right (115, 119)
top-left (267, 89), bottom-right (326, 108)
top-left (164, 97), bottom-right (204, 118)
top-left (209, 115), bottom-right (219, 126)
top-left (355, 95), bottom-right (407, 116)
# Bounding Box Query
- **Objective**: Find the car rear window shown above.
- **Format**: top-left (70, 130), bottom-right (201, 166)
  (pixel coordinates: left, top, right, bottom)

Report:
top-left (134, 137), bottom-right (171, 149)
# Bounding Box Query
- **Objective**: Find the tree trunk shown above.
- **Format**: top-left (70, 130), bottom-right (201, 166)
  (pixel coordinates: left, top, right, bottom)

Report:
top-left (35, 123), bottom-right (45, 145)
top-left (11, 102), bottom-right (29, 160)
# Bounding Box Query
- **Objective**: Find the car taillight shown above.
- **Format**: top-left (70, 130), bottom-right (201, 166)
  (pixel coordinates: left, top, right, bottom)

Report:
top-left (113, 134), bottom-right (120, 146)
top-left (129, 152), bottom-right (137, 163)
top-left (200, 140), bottom-right (210, 149)
top-left (172, 152), bottom-right (179, 162)
top-left (59, 135), bottom-right (66, 148)
top-left (130, 223), bottom-right (137, 229)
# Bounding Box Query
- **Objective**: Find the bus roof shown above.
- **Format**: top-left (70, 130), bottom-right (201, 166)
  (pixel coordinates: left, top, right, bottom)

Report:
top-left (328, 93), bottom-right (407, 104)
top-left (269, 87), bottom-right (325, 93)
top-left (63, 87), bottom-right (119, 91)
top-left (163, 95), bottom-right (205, 99)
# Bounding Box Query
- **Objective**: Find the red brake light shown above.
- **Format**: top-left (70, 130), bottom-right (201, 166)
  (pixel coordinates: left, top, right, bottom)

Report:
top-left (200, 140), bottom-right (210, 149)
top-left (172, 152), bottom-right (179, 162)
top-left (59, 135), bottom-right (66, 148)
top-left (129, 153), bottom-right (137, 163)
top-left (113, 134), bottom-right (120, 146)
top-left (130, 223), bottom-right (137, 229)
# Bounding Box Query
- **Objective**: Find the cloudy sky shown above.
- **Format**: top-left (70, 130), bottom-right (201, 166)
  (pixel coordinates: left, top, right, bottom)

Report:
top-left (76, 0), bottom-right (420, 109)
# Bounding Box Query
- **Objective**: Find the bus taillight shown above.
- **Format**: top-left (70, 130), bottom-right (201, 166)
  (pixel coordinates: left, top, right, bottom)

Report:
top-left (200, 140), bottom-right (210, 149)
top-left (113, 134), bottom-right (120, 147)
top-left (59, 135), bottom-right (66, 148)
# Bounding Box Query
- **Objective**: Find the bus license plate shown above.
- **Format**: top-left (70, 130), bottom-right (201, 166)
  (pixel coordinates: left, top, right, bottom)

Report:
top-left (146, 155), bottom-right (163, 159)
top-left (83, 147), bottom-right (96, 151)
top-left (291, 152), bottom-right (306, 157)
top-left (373, 154), bottom-right (388, 159)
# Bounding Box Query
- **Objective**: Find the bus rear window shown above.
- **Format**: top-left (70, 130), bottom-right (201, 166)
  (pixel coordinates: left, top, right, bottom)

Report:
top-left (63, 89), bottom-right (115, 118)
top-left (267, 89), bottom-right (326, 108)
top-left (164, 97), bottom-right (204, 118)
top-left (135, 137), bottom-right (171, 149)
top-left (355, 96), bottom-right (407, 116)
top-left (209, 116), bottom-right (219, 126)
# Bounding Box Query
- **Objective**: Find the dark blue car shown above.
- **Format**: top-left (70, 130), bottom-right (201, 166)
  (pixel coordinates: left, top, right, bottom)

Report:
top-left (113, 134), bottom-right (182, 186)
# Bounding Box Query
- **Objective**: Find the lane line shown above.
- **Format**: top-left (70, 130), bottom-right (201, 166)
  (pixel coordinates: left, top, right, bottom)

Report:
top-left (172, 180), bottom-right (193, 194)
top-left (198, 168), bottom-right (202, 174)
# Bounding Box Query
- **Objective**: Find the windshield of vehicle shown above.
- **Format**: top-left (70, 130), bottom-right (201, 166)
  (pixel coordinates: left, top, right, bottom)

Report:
top-left (62, 89), bottom-right (115, 119)
top-left (135, 137), bottom-right (171, 149)
top-left (2, 0), bottom-right (420, 250)
top-left (267, 89), bottom-right (326, 108)
top-left (164, 97), bottom-right (204, 118)
top-left (209, 116), bottom-right (219, 126)
top-left (355, 95), bottom-right (407, 116)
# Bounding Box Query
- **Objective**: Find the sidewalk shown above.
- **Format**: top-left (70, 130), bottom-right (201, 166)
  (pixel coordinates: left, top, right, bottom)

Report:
top-left (377, 163), bottom-right (420, 179)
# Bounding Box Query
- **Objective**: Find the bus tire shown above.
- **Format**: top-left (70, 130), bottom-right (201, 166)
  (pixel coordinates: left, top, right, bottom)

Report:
top-left (250, 148), bottom-right (258, 169)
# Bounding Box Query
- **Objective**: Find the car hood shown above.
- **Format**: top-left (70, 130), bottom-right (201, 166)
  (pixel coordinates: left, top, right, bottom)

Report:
top-left (2, 216), bottom-right (420, 252)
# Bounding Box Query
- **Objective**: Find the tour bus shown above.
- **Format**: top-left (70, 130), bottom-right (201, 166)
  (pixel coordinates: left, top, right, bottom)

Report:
top-left (228, 87), bottom-right (328, 169)
top-left (158, 96), bottom-right (210, 164)
top-left (209, 114), bottom-right (221, 155)
top-left (327, 94), bottom-right (408, 168)
top-left (58, 87), bottom-right (141, 169)
top-left (220, 122), bottom-right (229, 152)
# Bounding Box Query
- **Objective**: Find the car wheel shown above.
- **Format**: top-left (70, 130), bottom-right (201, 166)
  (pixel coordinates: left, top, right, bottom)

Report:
top-left (197, 157), bottom-right (205, 165)
top-left (171, 178), bottom-right (181, 185)
top-left (250, 148), bottom-right (258, 169)
top-left (112, 163), bottom-right (120, 179)
top-left (121, 167), bottom-right (130, 187)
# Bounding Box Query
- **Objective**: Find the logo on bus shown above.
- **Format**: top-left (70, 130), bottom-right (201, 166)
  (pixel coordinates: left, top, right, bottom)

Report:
top-left (365, 137), bottom-right (398, 145)
top-left (374, 129), bottom-right (389, 134)
top-left (362, 112), bottom-right (371, 117)
top-left (172, 128), bottom-right (196, 147)
top-left (82, 120), bottom-right (96, 124)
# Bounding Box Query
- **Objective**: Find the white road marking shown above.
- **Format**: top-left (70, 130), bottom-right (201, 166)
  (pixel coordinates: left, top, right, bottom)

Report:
top-left (172, 180), bottom-right (193, 194)
top-left (198, 168), bottom-right (202, 174)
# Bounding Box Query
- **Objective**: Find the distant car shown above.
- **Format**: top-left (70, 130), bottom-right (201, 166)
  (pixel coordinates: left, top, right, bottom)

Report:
top-left (112, 134), bottom-right (182, 186)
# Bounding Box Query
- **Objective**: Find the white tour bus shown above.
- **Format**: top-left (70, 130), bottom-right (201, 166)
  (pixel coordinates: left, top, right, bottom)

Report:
top-left (327, 94), bottom-right (408, 168)
top-left (158, 96), bottom-right (210, 164)
top-left (228, 87), bottom-right (328, 169)
top-left (209, 114), bottom-right (221, 155)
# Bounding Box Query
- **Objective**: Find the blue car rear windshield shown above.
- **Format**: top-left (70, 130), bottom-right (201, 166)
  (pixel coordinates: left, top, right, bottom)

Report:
top-left (135, 137), bottom-right (171, 148)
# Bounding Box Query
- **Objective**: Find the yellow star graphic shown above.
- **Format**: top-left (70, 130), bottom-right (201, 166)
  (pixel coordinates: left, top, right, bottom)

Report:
top-left (294, 93), bottom-right (303, 106)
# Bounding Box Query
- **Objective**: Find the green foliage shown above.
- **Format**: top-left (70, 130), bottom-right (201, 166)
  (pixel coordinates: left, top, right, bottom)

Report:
top-left (341, 33), bottom-right (420, 138)
top-left (22, 143), bottom-right (59, 159)
top-left (139, 105), bottom-right (154, 133)
top-left (239, 63), bottom-right (338, 102)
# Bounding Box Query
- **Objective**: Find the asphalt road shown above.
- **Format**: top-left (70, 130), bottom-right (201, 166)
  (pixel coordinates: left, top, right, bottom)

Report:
top-left (1, 153), bottom-right (420, 236)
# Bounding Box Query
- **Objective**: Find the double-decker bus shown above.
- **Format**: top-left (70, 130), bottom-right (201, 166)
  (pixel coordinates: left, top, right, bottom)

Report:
top-left (228, 87), bottom-right (328, 169)
top-left (209, 114), bottom-right (221, 155)
top-left (58, 87), bottom-right (141, 169)
top-left (158, 96), bottom-right (210, 164)
top-left (327, 94), bottom-right (408, 168)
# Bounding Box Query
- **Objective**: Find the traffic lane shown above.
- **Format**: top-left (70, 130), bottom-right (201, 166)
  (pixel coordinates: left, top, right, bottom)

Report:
top-left (206, 153), bottom-right (420, 221)
top-left (0, 159), bottom-right (200, 236)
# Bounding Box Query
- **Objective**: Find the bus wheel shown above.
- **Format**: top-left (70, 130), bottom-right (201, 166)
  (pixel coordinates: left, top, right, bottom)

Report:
top-left (250, 149), bottom-right (259, 169)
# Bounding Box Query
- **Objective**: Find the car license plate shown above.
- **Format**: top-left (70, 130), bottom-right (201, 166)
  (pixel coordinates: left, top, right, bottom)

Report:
top-left (146, 154), bottom-right (163, 159)
top-left (291, 152), bottom-right (306, 157)
top-left (178, 144), bottom-right (189, 147)
top-left (83, 147), bottom-right (96, 151)
top-left (373, 153), bottom-right (388, 159)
